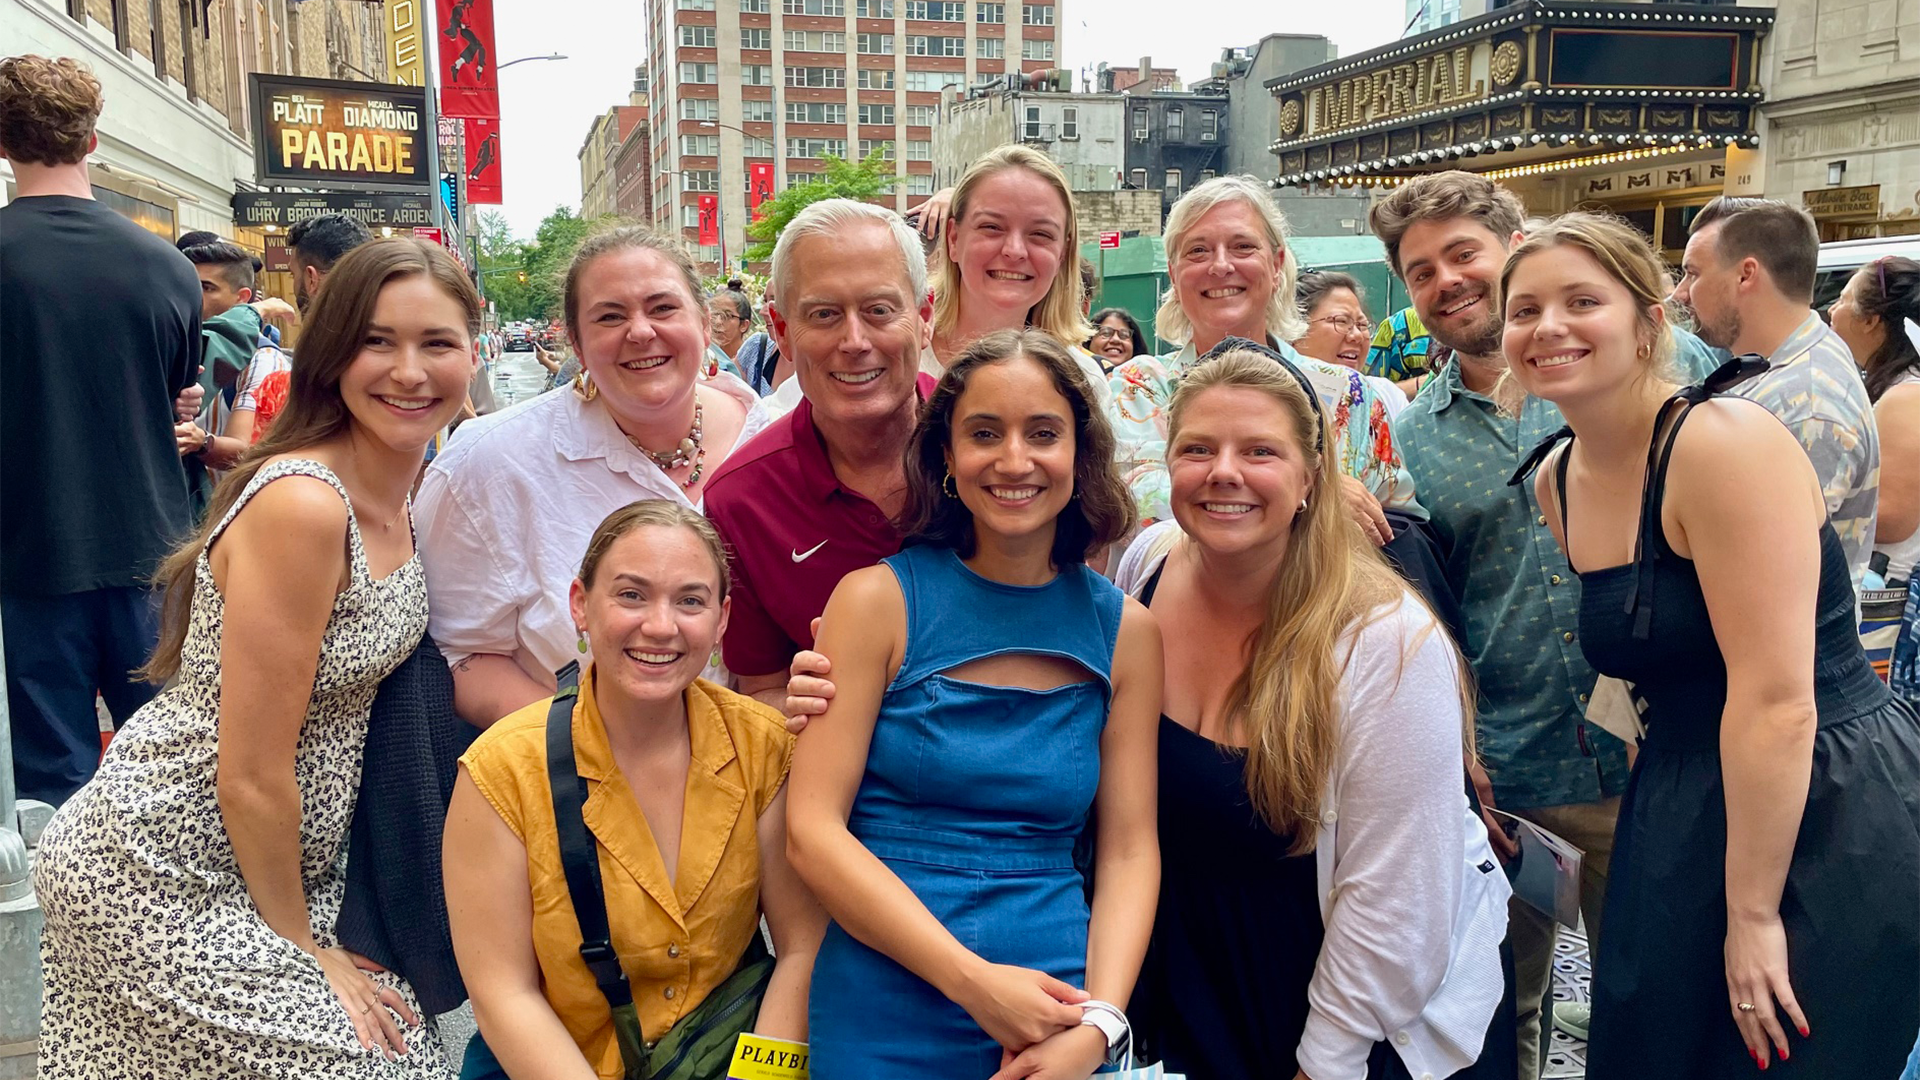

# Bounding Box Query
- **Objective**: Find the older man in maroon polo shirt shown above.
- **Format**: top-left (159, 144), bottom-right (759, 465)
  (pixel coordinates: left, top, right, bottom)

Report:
top-left (704, 199), bottom-right (937, 711)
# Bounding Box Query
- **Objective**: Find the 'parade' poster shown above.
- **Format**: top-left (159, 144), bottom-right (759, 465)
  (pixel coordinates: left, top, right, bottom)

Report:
top-left (463, 115), bottom-right (502, 204)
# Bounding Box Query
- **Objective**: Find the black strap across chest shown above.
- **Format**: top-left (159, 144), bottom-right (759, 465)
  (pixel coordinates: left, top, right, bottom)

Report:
top-left (546, 661), bottom-right (636, 1012)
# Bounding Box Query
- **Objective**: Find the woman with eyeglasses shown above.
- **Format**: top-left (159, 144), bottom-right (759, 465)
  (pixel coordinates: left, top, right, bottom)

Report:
top-left (1087, 308), bottom-right (1150, 373)
top-left (1290, 272), bottom-right (1410, 419)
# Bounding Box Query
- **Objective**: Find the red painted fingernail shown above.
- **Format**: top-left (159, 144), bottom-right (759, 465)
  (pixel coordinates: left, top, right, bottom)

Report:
top-left (1798, 1025), bottom-right (1810, 1037)
top-left (1778, 1046), bottom-right (1789, 1062)
top-left (1759, 1055), bottom-right (1769, 1071)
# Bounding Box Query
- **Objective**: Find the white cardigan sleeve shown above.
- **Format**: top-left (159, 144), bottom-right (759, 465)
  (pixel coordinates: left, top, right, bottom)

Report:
top-left (1297, 598), bottom-right (1470, 1080)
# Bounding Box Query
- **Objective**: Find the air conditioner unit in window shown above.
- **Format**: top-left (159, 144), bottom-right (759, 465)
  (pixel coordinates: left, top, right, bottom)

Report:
top-left (1200, 132), bottom-right (1216, 142)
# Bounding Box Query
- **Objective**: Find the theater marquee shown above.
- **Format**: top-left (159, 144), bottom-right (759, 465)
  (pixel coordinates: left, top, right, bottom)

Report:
top-left (249, 74), bottom-right (431, 191)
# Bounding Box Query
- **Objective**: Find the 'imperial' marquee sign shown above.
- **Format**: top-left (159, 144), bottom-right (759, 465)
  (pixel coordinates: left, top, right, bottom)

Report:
top-left (249, 74), bottom-right (430, 190)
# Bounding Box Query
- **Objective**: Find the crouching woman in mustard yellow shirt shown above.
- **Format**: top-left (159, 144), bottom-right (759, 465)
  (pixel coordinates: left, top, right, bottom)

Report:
top-left (445, 501), bottom-right (825, 1079)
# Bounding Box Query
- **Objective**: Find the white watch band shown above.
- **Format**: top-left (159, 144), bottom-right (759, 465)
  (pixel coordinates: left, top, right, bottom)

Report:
top-left (1079, 1000), bottom-right (1130, 1066)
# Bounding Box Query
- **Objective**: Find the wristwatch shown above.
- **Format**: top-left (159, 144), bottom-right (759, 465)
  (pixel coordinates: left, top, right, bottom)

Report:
top-left (197, 426), bottom-right (214, 456)
top-left (1079, 1000), bottom-right (1130, 1066)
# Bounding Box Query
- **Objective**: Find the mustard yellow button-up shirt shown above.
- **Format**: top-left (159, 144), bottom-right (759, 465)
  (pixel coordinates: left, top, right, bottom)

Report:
top-left (462, 665), bottom-right (794, 1078)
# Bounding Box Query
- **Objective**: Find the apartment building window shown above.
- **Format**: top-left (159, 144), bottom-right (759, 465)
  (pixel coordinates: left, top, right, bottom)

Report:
top-left (906, 1), bottom-right (966, 18)
top-left (1060, 105), bottom-right (1078, 139)
top-left (860, 69), bottom-right (897, 89)
top-left (976, 37), bottom-right (1003, 58)
top-left (680, 62), bottom-right (718, 84)
top-left (1023, 106), bottom-right (1042, 140)
top-left (1166, 106), bottom-right (1183, 141)
top-left (783, 0), bottom-right (845, 12)
top-left (859, 139), bottom-right (896, 160)
top-left (1200, 169), bottom-right (1217, 181)
top-left (976, 2), bottom-right (1004, 22)
top-left (785, 30), bottom-right (846, 51)
top-left (1021, 3), bottom-right (1053, 24)
top-left (742, 99), bottom-right (776, 122)
top-left (907, 36), bottom-right (966, 56)
top-left (682, 205), bottom-right (703, 228)
top-left (905, 104), bottom-right (937, 126)
top-left (1132, 108), bottom-right (1148, 140)
top-left (1130, 168), bottom-right (1148, 188)
top-left (906, 139), bottom-right (932, 160)
top-left (697, 243), bottom-right (721, 262)
top-left (788, 101), bottom-right (847, 124)
top-left (1200, 109), bottom-right (1218, 141)
top-left (744, 135), bottom-right (775, 156)
top-left (908, 173), bottom-right (936, 195)
top-left (1020, 38), bottom-right (1053, 60)
top-left (786, 66), bottom-right (848, 88)
top-left (679, 25), bottom-right (716, 47)
top-left (857, 33), bottom-right (895, 54)
top-left (681, 170), bottom-right (720, 191)
top-left (859, 103), bottom-right (896, 125)
top-left (741, 0), bottom-right (770, 10)
top-left (1164, 168), bottom-right (1182, 201)
top-left (788, 137), bottom-right (849, 158)
top-left (856, 0), bottom-right (893, 14)
top-left (742, 65), bottom-right (774, 85)
top-left (677, 0), bottom-right (715, 8)
top-left (682, 134), bottom-right (720, 156)
top-left (680, 98), bottom-right (719, 121)
top-left (906, 70), bottom-right (959, 91)
top-left (741, 28), bottom-right (772, 49)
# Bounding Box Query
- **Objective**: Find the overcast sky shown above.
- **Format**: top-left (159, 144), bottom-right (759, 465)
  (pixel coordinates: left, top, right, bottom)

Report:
top-left (491, 0), bottom-right (1410, 238)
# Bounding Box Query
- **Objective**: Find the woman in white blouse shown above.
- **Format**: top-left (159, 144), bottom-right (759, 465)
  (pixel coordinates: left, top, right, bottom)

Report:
top-left (416, 226), bottom-right (770, 728)
top-left (781, 346), bottom-right (1511, 1078)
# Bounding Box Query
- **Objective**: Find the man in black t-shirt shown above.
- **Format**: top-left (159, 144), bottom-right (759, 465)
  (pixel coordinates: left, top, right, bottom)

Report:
top-left (0, 55), bottom-right (202, 804)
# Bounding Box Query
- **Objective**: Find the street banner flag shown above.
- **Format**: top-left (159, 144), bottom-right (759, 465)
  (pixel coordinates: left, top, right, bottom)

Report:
top-left (464, 115), bottom-right (502, 204)
top-left (698, 194), bottom-right (720, 246)
top-left (435, 0), bottom-right (499, 119)
top-left (749, 162), bottom-right (775, 220)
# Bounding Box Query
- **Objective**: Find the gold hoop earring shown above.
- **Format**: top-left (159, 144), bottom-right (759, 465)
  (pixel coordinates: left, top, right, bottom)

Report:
top-left (1636, 343), bottom-right (1651, 361)
top-left (573, 372), bottom-right (599, 402)
top-left (943, 470), bottom-right (958, 498)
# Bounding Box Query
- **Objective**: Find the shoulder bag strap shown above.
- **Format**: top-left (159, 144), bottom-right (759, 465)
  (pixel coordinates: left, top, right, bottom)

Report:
top-left (546, 661), bottom-right (636, 1014)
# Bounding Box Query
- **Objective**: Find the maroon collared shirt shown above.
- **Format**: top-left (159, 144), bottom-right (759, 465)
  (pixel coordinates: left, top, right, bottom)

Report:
top-left (704, 374), bottom-right (936, 678)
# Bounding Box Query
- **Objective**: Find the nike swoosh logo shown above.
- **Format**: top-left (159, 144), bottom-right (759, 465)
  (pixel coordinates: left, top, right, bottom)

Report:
top-left (791, 540), bottom-right (829, 563)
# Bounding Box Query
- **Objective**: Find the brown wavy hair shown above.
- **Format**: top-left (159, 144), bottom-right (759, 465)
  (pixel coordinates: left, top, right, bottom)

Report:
top-left (899, 329), bottom-right (1133, 566)
top-left (579, 500), bottom-right (731, 598)
top-left (1369, 170), bottom-right (1526, 278)
top-left (141, 239), bottom-right (482, 681)
top-left (0, 55), bottom-right (103, 166)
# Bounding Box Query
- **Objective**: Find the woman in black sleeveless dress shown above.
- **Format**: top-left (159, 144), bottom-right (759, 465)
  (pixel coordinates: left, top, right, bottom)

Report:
top-left (1504, 213), bottom-right (1920, 1079)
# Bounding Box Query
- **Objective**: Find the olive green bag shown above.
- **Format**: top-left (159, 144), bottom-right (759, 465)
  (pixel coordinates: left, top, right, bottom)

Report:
top-left (547, 666), bottom-right (776, 1079)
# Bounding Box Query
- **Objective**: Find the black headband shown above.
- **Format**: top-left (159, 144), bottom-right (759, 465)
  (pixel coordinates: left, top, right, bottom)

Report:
top-left (1193, 336), bottom-right (1328, 453)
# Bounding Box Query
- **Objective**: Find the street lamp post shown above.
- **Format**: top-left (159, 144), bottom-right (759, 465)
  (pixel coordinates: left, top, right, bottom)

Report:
top-left (498, 53), bottom-right (568, 72)
top-left (698, 120), bottom-right (758, 272)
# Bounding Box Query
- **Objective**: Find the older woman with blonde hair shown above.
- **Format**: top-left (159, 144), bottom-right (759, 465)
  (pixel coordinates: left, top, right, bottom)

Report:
top-left (1107, 176), bottom-right (1415, 538)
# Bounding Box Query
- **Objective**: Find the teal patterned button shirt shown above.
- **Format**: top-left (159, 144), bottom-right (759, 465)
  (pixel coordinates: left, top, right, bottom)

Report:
top-left (1392, 329), bottom-right (1724, 809)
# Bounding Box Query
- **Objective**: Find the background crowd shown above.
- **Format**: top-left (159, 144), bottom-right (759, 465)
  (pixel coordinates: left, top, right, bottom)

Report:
top-left (6, 50), bottom-right (1920, 1080)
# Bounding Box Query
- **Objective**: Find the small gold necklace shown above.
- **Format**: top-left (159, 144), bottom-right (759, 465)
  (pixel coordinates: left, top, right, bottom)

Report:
top-left (352, 497), bottom-right (409, 532)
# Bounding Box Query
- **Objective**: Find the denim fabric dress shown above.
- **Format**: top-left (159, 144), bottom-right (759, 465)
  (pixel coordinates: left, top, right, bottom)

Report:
top-left (807, 544), bottom-right (1124, 1079)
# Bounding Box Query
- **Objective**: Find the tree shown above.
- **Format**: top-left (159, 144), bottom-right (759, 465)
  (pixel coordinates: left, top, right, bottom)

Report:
top-left (522, 205), bottom-right (595, 322)
top-left (473, 209), bottom-right (533, 321)
top-left (742, 147), bottom-right (902, 263)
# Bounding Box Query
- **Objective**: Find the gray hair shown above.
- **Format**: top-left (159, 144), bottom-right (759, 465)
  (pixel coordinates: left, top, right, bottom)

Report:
top-left (770, 198), bottom-right (928, 309)
top-left (1157, 174), bottom-right (1307, 346)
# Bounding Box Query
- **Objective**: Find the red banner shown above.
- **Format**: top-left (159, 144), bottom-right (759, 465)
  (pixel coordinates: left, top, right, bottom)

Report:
top-left (749, 163), bottom-right (774, 220)
top-left (463, 115), bottom-right (501, 204)
top-left (697, 194), bottom-right (719, 246)
top-left (435, 0), bottom-right (499, 119)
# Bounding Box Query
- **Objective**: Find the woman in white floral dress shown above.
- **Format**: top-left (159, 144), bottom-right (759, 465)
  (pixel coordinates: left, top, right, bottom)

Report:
top-left (33, 239), bottom-right (480, 1079)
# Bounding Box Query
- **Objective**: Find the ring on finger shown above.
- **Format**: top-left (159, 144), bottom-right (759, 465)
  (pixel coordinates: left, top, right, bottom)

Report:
top-left (362, 1003), bottom-right (374, 1015)
top-left (1736, 1002), bottom-right (1757, 1012)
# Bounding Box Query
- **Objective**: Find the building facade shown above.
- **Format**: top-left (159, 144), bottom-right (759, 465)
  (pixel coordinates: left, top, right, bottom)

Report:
top-left (643, 0), bottom-right (1063, 271)
top-left (1097, 58), bottom-right (1180, 94)
top-left (3, 0), bottom-right (389, 250)
top-left (579, 100), bottom-right (649, 220)
top-left (1122, 89), bottom-right (1231, 220)
top-left (935, 85), bottom-right (1123, 191)
top-left (1268, 1), bottom-right (1773, 264)
top-left (1757, 0), bottom-right (1920, 239)
top-left (613, 68), bottom-right (657, 222)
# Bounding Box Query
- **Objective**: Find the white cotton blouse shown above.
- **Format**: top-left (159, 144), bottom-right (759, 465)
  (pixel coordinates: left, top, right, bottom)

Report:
top-left (414, 373), bottom-right (769, 681)
top-left (1115, 521), bottom-right (1512, 1080)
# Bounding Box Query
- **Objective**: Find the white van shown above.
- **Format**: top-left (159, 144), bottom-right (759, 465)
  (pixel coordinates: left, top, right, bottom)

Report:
top-left (1815, 235), bottom-right (1920, 310)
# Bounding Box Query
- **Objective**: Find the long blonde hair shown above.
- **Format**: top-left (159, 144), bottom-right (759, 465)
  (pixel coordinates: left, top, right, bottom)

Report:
top-left (1167, 350), bottom-right (1473, 851)
top-left (140, 240), bottom-right (482, 681)
top-left (931, 145), bottom-right (1093, 348)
